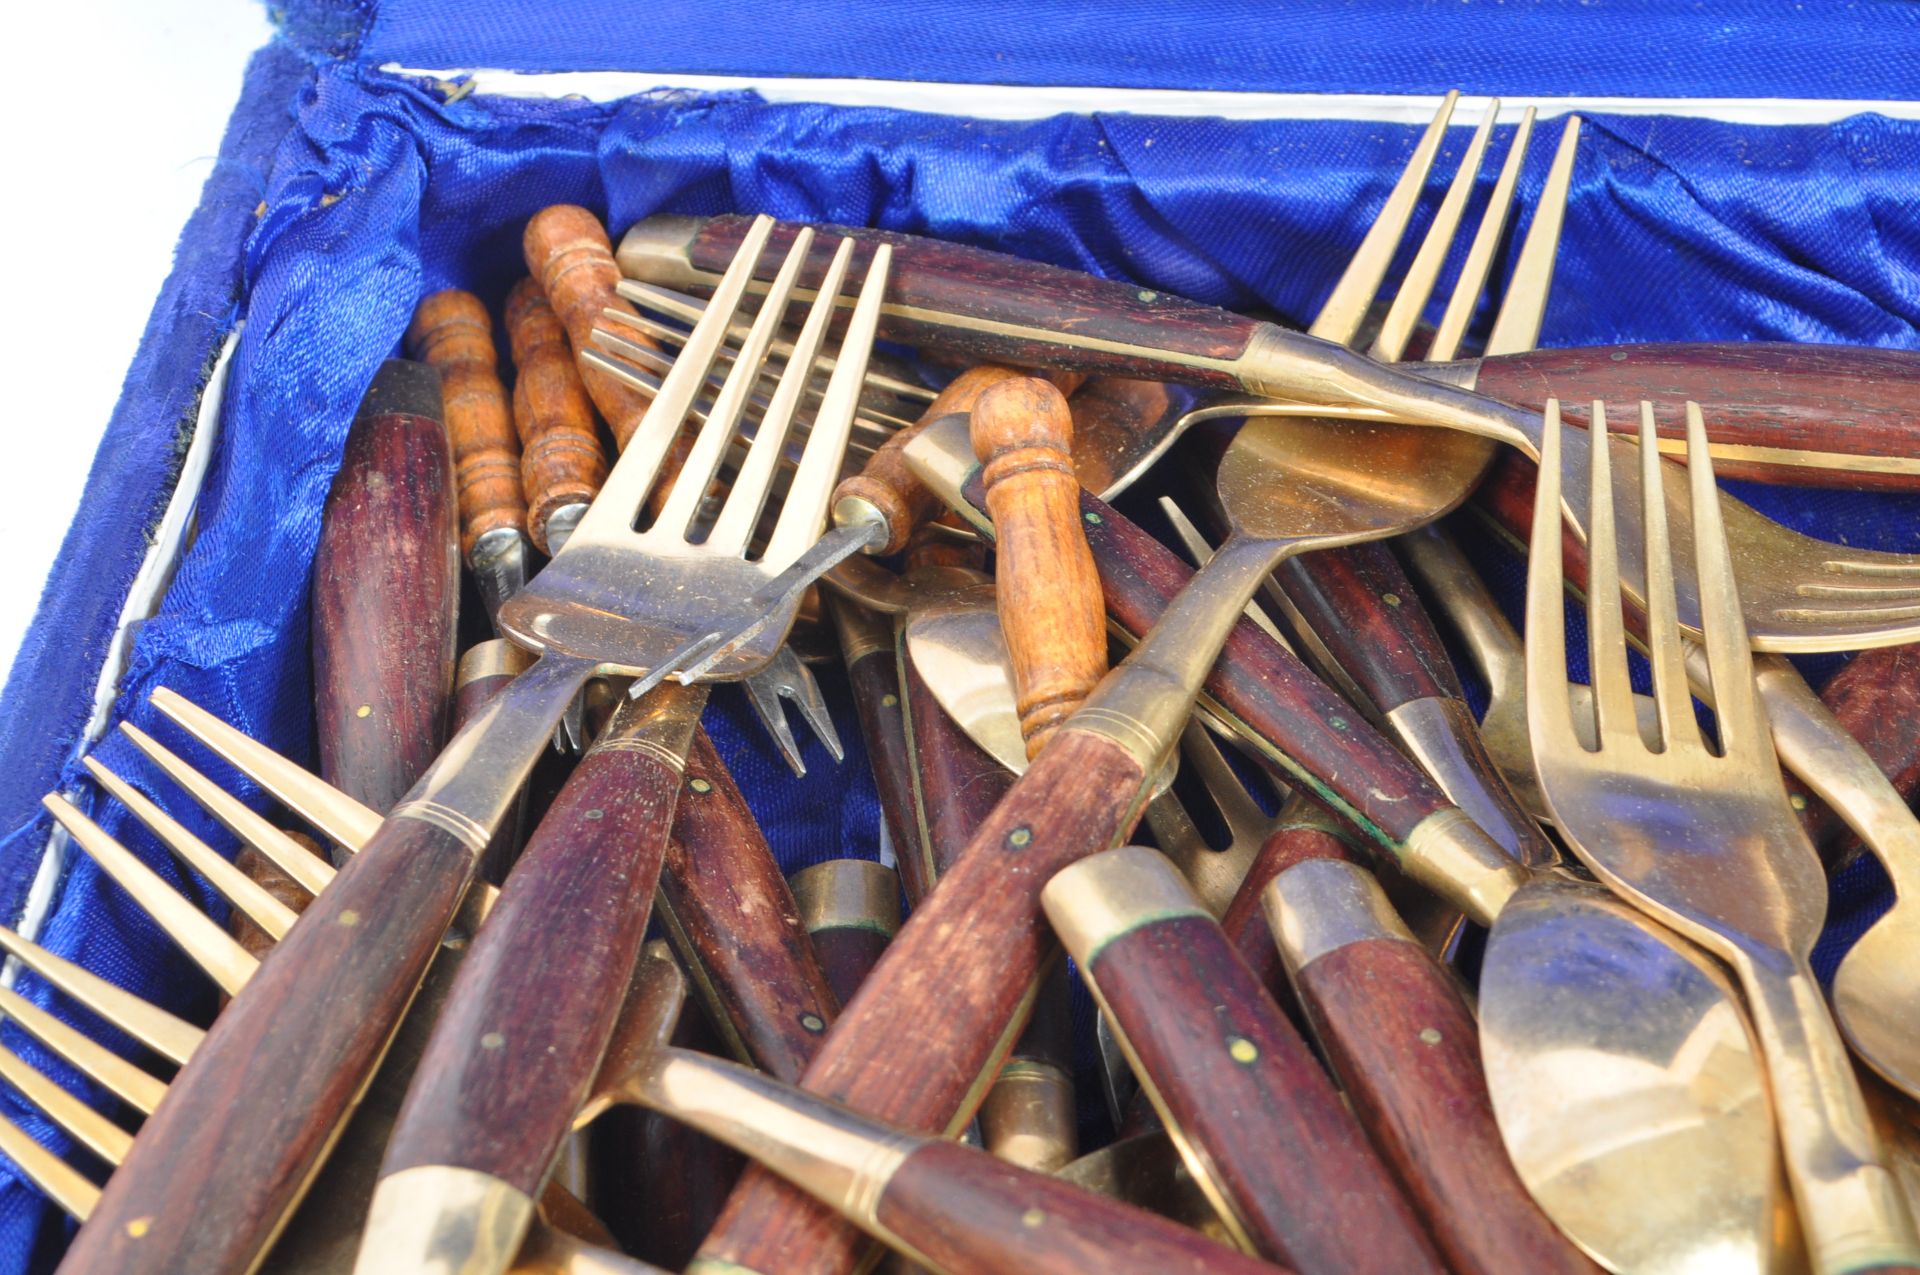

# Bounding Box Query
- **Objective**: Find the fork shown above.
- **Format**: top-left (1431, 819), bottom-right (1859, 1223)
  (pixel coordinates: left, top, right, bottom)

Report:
top-left (54, 216), bottom-right (891, 1275)
top-left (1525, 398), bottom-right (1920, 1274)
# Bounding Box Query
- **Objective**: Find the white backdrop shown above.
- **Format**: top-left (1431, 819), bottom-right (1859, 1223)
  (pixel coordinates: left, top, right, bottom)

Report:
top-left (0, 2), bottom-right (273, 679)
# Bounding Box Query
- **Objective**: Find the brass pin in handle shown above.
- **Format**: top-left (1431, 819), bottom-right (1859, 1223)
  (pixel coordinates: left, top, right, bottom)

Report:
top-left (406, 290), bottom-right (533, 619)
top-left (505, 278), bottom-right (611, 556)
top-left (970, 377), bottom-right (1108, 759)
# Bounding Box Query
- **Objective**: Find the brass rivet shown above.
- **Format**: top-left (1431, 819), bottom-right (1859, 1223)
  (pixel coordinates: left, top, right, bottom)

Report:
top-left (800, 1013), bottom-right (826, 1033)
top-left (355, 704), bottom-right (372, 719)
top-left (1022, 1208), bottom-right (1047, 1228)
top-left (1382, 592), bottom-right (1402, 607)
top-left (482, 1031), bottom-right (505, 1049)
top-left (338, 909), bottom-right (360, 928)
top-left (690, 778), bottom-right (713, 794)
top-left (1083, 510), bottom-right (1104, 525)
top-left (126, 1217), bottom-right (152, 1239)
top-left (1609, 350), bottom-right (1629, 362)
top-left (1008, 826), bottom-right (1033, 849)
top-left (1419, 1027), bottom-right (1443, 1045)
top-left (1228, 1036), bottom-right (1258, 1064)
top-left (1329, 716), bottom-right (1348, 731)
top-left (584, 809), bottom-right (604, 821)
top-left (881, 693), bottom-right (899, 709)
top-left (1788, 793), bottom-right (1808, 811)
top-left (1137, 289), bottom-right (1158, 302)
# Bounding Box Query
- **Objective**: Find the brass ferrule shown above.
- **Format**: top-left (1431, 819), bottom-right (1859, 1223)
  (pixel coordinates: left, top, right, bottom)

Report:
top-left (825, 591), bottom-right (895, 665)
top-left (354, 1165), bottom-right (536, 1275)
top-left (1263, 857), bottom-right (1416, 977)
top-left (612, 214), bottom-right (707, 284)
top-left (591, 678), bottom-right (706, 770)
top-left (1385, 695), bottom-right (1557, 868)
top-left (1399, 807), bottom-right (1529, 926)
top-left (1042, 846), bottom-right (1207, 967)
top-left (979, 1059), bottom-right (1078, 1173)
top-left (456, 637), bottom-right (536, 688)
top-left (790, 860), bottom-right (902, 937)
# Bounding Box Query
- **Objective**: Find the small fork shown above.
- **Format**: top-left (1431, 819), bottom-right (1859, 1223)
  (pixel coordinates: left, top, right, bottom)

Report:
top-left (1525, 398), bottom-right (1920, 1274)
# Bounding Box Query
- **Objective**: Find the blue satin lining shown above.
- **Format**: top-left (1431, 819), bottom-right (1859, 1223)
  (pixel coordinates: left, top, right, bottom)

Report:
top-left (2, 59), bottom-right (1917, 1265)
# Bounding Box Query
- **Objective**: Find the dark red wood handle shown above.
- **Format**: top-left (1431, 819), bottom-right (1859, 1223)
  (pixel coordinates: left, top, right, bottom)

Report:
top-left (833, 600), bottom-right (927, 902)
top-left (1472, 344), bottom-right (1920, 491)
top-left (1277, 543), bottom-right (1464, 711)
top-left (900, 654), bottom-right (1017, 901)
top-left (311, 360), bottom-right (459, 835)
top-left (790, 859), bottom-right (899, 1010)
top-left (377, 730), bottom-right (686, 1197)
top-left (877, 1140), bottom-right (1285, 1275)
top-left (691, 729), bottom-right (1152, 1275)
top-left (658, 731), bottom-right (841, 1083)
top-left (1218, 797), bottom-right (1368, 1016)
top-left (61, 816), bottom-right (477, 1274)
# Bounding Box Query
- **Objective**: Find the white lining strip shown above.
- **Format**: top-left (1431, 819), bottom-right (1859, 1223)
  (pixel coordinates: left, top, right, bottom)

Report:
top-left (6, 329), bottom-right (238, 972)
top-left (382, 66), bottom-right (1920, 125)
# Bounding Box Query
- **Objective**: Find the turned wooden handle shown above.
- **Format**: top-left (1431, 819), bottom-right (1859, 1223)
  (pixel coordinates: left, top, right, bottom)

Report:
top-left (877, 1140), bottom-right (1282, 1275)
top-left (691, 729), bottom-right (1152, 1275)
top-left (311, 360), bottom-right (459, 834)
top-left (790, 860), bottom-right (900, 1010)
top-left (504, 277), bottom-right (610, 554)
top-left (658, 731), bottom-right (841, 1083)
top-left (629, 215), bottom-right (1259, 388)
top-left (524, 206), bottom-right (659, 448)
top-left (1046, 847), bottom-right (1440, 1275)
top-left (1263, 856), bottom-right (1599, 1275)
top-left (61, 816), bottom-right (478, 1273)
top-left (834, 364), bottom-right (1024, 555)
top-left (377, 702), bottom-right (690, 1200)
top-left (1474, 344), bottom-right (1920, 491)
top-left (972, 377), bottom-right (1108, 758)
top-left (405, 290), bottom-right (529, 557)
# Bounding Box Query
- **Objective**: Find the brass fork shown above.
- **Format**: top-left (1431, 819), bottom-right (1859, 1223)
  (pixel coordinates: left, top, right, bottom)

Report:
top-left (1524, 399), bottom-right (1920, 1274)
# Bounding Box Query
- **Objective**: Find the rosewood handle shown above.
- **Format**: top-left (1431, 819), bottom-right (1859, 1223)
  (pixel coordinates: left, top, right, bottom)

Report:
top-left (1262, 853), bottom-right (1599, 1275)
top-left (1045, 846), bottom-right (1441, 1275)
top-left (504, 278), bottom-right (610, 554)
top-left (311, 359), bottom-right (459, 841)
top-left (690, 727), bottom-right (1153, 1275)
top-left (972, 377), bottom-right (1109, 758)
top-left (1470, 344), bottom-right (1920, 491)
top-left (1218, 794), bottom-right (1368, 1014)
top-left (830, 597), bottom-right (926, 900)
top-left (900, 620), bottom-right (1016, 899)
top-left (790, 859), bottom-right (900, 1009)
top-left (59, 816), bottom-right (479, 1274)
top-left (658, 730), bottom-right (841, 1082)
top-left (525, 206), bottom-right (659, 449)
top-left (406, 290), bottom-right (530, 558)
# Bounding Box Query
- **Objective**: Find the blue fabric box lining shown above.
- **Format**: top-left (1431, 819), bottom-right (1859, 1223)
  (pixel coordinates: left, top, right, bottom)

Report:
top-left (2, 8), bottom-right (1919, 1264)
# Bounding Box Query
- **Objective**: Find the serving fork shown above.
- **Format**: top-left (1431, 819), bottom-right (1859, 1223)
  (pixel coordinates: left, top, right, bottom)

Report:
top-left (1525, 400), bottom-right (1920, 1273)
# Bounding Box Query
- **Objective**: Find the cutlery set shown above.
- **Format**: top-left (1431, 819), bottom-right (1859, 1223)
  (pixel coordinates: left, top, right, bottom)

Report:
top-left (3, 94), bottom-right (1917, 1275)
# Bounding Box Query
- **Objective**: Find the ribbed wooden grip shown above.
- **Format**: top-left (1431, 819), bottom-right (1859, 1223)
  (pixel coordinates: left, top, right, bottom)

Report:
top-left (504, 277), bottom-right (609, 554)
top-left (523, 205), bottom-right (658, 447)
top-left (972, 377), bottom-right (1108, 758)
top-left (405, 290), bottom-right (528, 558)
top-left (833, 364), bottom-right (1023, 555)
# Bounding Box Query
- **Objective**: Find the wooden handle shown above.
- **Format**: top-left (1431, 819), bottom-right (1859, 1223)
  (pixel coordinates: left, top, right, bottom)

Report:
top-left (61, 816), bottom-right (477, 1273)
top-left (834, 364), bottom-right (1023, 555)
top-left (657, 731), bottom-right (841, 1083)
top-left (900, 653), bottom-right (1017, 902)
top-left (504, 277), bottom-right (610, 555)
top-left (830, 597), bottom-right (925, 901)
top-left (1046, 847), bottom-right (1440, 1275)
top-left (376, 694), bottom-right (694, 1200)
top-left (311, 359), bottom-right (459, 835)
top-left (524, 206), bottom-right (659, 448)
top-left (691, 729), bottom-right (1153, 1275)
top-left (972, 377), bottom-right (1108, 757)
top-left (1265, 856), bottom-right (1600, 1275)
top-left (226, 833), bottom-right (325, 965)
top-left (1217, 796), bottom-right (1365, 1017)
top-left (790, 860), bottom-right (900, 1010)
top-left (1475, 344), bottom-right (1920, 491)
top-left (633, 215), bottom-right (1260, 388)
top-left (405, 290), bottom-right (530, 557)
top-left (877, 1140), bottom-right (1283, 1275)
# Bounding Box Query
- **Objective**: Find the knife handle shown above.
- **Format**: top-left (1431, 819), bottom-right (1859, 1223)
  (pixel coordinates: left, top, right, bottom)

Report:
top-left (658, 730), bottom-right (841, 1083)
top-left (371, 686), bottom-right (701, 1245)
top-left (691, 727), bottom-right (1153, 1275)
top-left (60, 816), bottom-right (478, 1274)
top-left (505, 277), bottom-right (611, 554)
top-left (526, 206), bottom-right (662, 449)
top-left (790, 859), bottom-right (900, 1009)
top-left (406, 290), bottom-right (530, 557)
top-left (1217, 794), bottom-right (1363, 1015)
top-left (973, 377), bottom-right (1109, 759)
top-left (1262, 855), bottom-right (1601, 1275)
top-left (627, 214), bottom-right (1257, 389)
top-left (311, 359), bottom-right (459, 834)
top-left (830, 597), bottom-right (926, 901)
top-left (1792, 643), bottom-right (1920, 870)
top-left (1472, 344), bottom-right (1920, 491)
top-left (899, 647), bottom-right (1017, 899)
top-left (1046, 846), bottom-right (1441, 1275)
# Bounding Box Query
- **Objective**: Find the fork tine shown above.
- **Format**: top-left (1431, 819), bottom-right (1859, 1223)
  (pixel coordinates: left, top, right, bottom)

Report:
top-left (0, 1111), bottom-right (103, 1218)
top-left (0, 986), bottom-right (166, 1115)
top-left (1370, 101), bottom-right (1499, 362)
top-left (1637, 401), bottom-right (1702, 751)
top-left (0, 925), bottom-right (203, 1065)
top-left (41, 794), bottom-right (258, 996)
top-left (653, 227), bottom-right (818, 542)
top-left (1310, 91), bottom-right (1460, 344)
top-left (83, 757), bottom-right (299, 941)
top-left (1583, 402), bottom-right (1641, 744)
top-left (0, 1046), bottom-right (134, 1166)
top-left (764, 244), bottom-right (893, 566)
top-left (1483, 115), bottom-right (1579, 358)
top-left (1684, 402), bottom-right (1766, 756)
top-left (1525, 400), bottom-right (1583, 751)
top-left (1429, 108), bottom-right (1536, 362)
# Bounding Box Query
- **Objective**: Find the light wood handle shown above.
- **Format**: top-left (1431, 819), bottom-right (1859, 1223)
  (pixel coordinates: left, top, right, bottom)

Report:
top-left (504, 277), bottom-right (609, 554)
top-left (405, 290), bottom-right (528, 558)
top-left (972, 377), bottom-right (1108, 758)
top-left (523, 205), bottom-right (658, 448)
